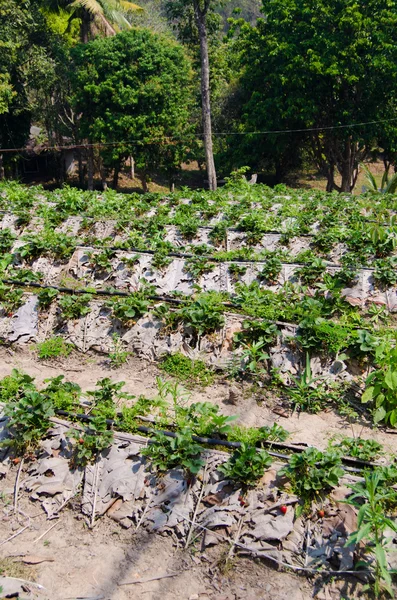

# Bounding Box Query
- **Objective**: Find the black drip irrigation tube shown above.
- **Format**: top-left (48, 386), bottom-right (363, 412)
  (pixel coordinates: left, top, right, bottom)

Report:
top-left (55, 409), bottom-right (381, 474)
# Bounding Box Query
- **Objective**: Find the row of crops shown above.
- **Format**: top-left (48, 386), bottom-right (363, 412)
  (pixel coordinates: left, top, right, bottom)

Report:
top-left (1, 178), bottom-right (397, 427)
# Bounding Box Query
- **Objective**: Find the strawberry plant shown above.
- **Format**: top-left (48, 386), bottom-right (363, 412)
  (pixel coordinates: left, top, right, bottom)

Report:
top-left (297, 258), bottom-right (327, 285)
top-left (106, 291), bottom-right (151, 323)
top-left (37, 287), bottom-right (59, 309)
top-left (0, 229), bottom-right (16, 253)
top-left (227, 423), bottom-right (289, 445)
top-left (176, 401), bottom-right (237, 436)
top-left (218, 444), bottom-right (272, 487)
top-left (373, 257), bottom-right (397, 287)
top-left (329, 436), bottom-right (383, 462)
top-left (280, 447), bottom-right (343, 514)
top-left (362, 344), bottom-right (397, 426)
top-left (142, 428), bottom-right (204, 476)
top-left (43, 375), bottom-right (81, 412)
top-left (3, 390), bottom-right (54, 454)
top-left (68, 415), bottom-right (114, 467)
top-left (259, 256), bottom-right (282, 283)
top-left (177, 292), bottom-right (225, 336)
top-left (20, 230), bottom-right (76, 261)
top-left (0, 284), bottom-right (24, 315)
top-left (58, 294), bottom-right (92, 320)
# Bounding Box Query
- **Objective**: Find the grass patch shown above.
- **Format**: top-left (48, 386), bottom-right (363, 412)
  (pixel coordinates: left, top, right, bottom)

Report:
top-left (36, 336), bottom-right (73, 360)
top-left (160, 352), bottom-right (214, 387)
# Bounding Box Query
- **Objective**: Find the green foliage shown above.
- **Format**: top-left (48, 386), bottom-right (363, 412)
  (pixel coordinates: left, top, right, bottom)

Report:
top-left (3, 389), bottom-right (54, 454)
top-left (107, 290), bottom-right (151, 322)
top-left (71, 28), bottom-right (193, 179)
top-left (259, 256), bottom-right (282, 283)
top-left (108, 334), bottom-right (129, 368)
top-left (178, 292), bottom-right (225, 336)
top-left (0, 229), bottom-right (15, 253)
top-left (0, 284), bottom-right (24, 315)
top-left (68, 415), bottom-right (114, 467)
top-left (36, 336), bottom-right (73, 360)
top-left (373, 257), bottom-right (397, 288)
top-left (142, 428), bottom-right (204, 476)
top-left (160, 352), bottom-right (214, 387)
top-left (86, 378), bottom-right (128, 420)
top-left (176, 401), bottom-right (237, 437)
top-left (219, 444), bottom-right (272, 487)
top-left (227, 423), bottom-right (289, 446)
top-left (58, 294), bottom-right (92, 320)
top-left (329, 436), bottom-right (383, 462)
top-left (43, 375), bottom-right (81, 412)
top-left (362, 344), bottom-right (397, 426)
top-left (0, 369), bottom-right (35, 403)
top-left (346, 471), bottom-right (397, 598)
top-left (20, 230), bottom-right (76, 261)
top-left (37, 288), bottom-right (59, 309)
top-left (280, 447), bottom-right (343, 513)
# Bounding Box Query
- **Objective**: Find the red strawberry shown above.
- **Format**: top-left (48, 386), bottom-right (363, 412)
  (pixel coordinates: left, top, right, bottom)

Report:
top-left (280, 505), bottom-right (288, 514)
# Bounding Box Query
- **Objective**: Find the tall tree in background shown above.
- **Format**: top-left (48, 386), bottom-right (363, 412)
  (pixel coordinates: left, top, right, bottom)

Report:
top-left (166, 0), bottom-right (219, 190)
top-left (230, 0), bottom-right (397, 192)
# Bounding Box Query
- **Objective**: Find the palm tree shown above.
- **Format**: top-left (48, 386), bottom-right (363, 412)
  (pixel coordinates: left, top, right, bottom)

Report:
top-left (43, 0), bottom-right (142, 42)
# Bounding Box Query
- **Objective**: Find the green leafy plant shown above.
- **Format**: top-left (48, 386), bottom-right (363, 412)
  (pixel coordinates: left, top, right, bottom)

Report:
top-left (160, 352), bottom-right (214, 387)
top-left (373, 257), bottom-right (397, 287)
top-left (43, 375), bottom-right (81, 412)
top-left (330, 436), bottom-right (383, 462)
top-left (228, 262), bottom-right (247, 281)
top-left (176, 401), bottom-right (237, 437)
top-left (178, 292), bottom-right (225, 337)
top-left (218, 444), bottom-right (272, 487)
top-left (108, 334), bottom-right (129, 368)
top-left (0, 284), bottom-right (24, 315)
top-left (88, 248), bottom-right (116, 272)
top-left (58, 294), bottom-right (92, 320)
top-left (68, 415), bottom-right (114, 467)
top-left (107, 290), bottom-right (151, 323)
top-left (37, 288), bottom-right (59, 309)
top-left (142, 428), bottom-right (204, 476)
top-left (297, 258), bottom-right (327, 285)
top-left (36, 336), bottom-right (73, 360)
top-left (345, 470), bottom-right (397, 598)
top-left (259, 256), bottom-right (282, 284)
top-left (3, 390), bottom-right (54, 454)
top-left (280, 447), bottom-right (343, 514)
top-left (227, 423), bottom-right (289, 446)
top-left (362, 344), bottom-right (397, 426)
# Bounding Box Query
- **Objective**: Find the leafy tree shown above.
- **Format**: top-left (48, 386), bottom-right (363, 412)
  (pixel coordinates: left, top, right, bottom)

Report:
top-left (229, 0), bottom-right (397, 192)
top-left (0, 0), bottom-right (63, 178)
top-left (71, 28), bottom-right (193, 189)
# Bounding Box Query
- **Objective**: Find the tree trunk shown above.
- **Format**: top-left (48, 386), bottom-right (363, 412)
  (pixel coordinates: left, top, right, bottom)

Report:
top-left (194, 2), bottom-right (217, 191)
top-left (0, 154), bottom-right (4, 180)
top-left (81, 11), bottom-right (92, 43)
top-left (78, 150), bottom-right (84, 188)
top-left (129, 155), bottom-right (135, 180)
top-left (113, 161), bottom-right (120, 189)
top-left (87, 146), bottom-right (94, 191)
top-left (142, 170), bottom-right (148, 193)
top-left (340, 137), bottom-right (354, 192)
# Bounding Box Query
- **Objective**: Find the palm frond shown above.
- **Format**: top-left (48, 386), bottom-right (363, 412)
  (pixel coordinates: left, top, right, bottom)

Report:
top-left (68, 0), bottom-right (104, 16)
top-left (381, 168), bottom-right (390, 191)
top-left (118, 0), bottom-right (143, 11)
top-left (384, 171), bottom-right (397, 194)
top-left (360, 163), bottom-right (378, 192)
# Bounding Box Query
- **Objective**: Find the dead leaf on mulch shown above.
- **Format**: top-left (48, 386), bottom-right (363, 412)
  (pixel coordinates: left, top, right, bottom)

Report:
top-left (16, 555), bottom-right (55, 565)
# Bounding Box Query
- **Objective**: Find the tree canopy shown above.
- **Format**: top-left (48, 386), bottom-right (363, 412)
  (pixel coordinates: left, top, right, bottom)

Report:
top-left (227, 0), bottom-right (397, 190)
top-left (71, 28), bottom-right (193, 186)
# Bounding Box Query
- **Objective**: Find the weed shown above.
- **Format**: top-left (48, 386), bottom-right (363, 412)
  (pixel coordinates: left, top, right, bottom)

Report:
top-left (108, 334), bottom-right (129, 368)
top-left (227, 423), bottom-right (289, 445)
top-left (36, 336), bottom-right (73, 360)
top-left (160, 352), bottom-right (214, 387)
top-left (345, 471), bottom-right (397, 598)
